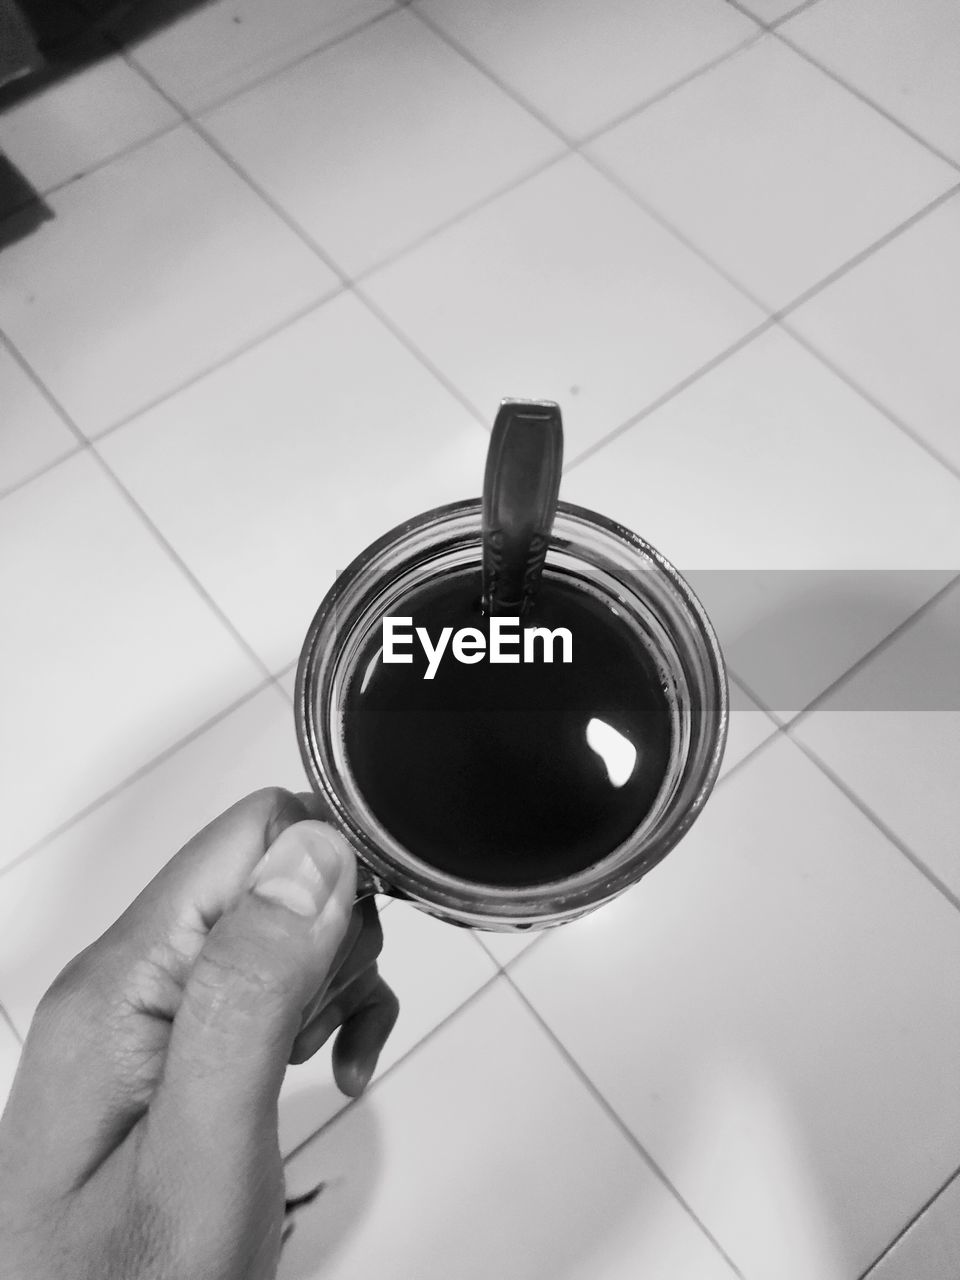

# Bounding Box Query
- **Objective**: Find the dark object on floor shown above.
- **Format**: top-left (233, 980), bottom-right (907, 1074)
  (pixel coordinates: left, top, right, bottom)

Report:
top-left (282, 1180), bottom-right (328, 1250)
top-left (284, 1180), bottom-right (327, 1214)
top-left (0, 153), bottom-right (52, 245)
top-left (0, 0), bottom-right (42, 88)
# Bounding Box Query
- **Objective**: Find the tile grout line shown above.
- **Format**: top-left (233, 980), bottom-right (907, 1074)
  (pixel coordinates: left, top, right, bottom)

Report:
top-left (791, 731), bottom-right (960, 915)
top-left (715, 720), bottom-right (786, 790)
top-left (0, 325), bottom-right (307, 875)
top-left (573, 26), bottom-right (768, 148)
top-left (282, 810), bottom-right (952, 1275)
top-left (858, 1161), bottom-right (960, 1278)
top-left (725, 597), bottom-right (960, 917)
top-left (721, 667), bottom-right (790, 731)
top-left (0, 674), bottom-right (280, 885)
top-left (285, 956), bottom-right (745, 1277)
top-left (767, 0), bottom-right (827, 26)
top-left (788, 571), bottom-right (960, 728)
top-left (347, 147), bottom-right (568, 282)
top-left (111, 42), bottom-right (496, 439)
top-left (0, 439), bottom-right (89, 503)
top-left (5, 0), bottom-right (959, 950)
top-left (0, 4), bottom-right (399, 233)
top-left (282, 928), bottom-right (552, 1166)
top-left (0, 0), bottom-right (751, 233)
top-left (0, 0), bottom-right (763, 237)
top-left (576, 146), bottom-right (771, 310)
top-left (149, 4), bottom-right (399, 119)
top-left (777, 317), bottom-right (960, 486)
top-left (472, 929), bottom-right (549, 973)
top-left (563, 316), bottom-right (774, 472)
top-left (401, 4), bottom-right (777, 317)
top-left (9, 17), bottom-right (957, 1242)
top-left (773, 27), bottom-right (960, 176)
top-left (1, 254), bottom-right (297, 708)
top-left (407, 2), bottom-right (960, 495)
top-left (92, 285), bottom-right (346, 446)
top-left (62, 148), bottom-right (568, 451)
top-left (90, 444), bottom-right (284, 682)
top-left (564, 176), bottom-right (960, 475)
top-left (411, 0), bottom-right (960, 294)
top-left (722, 0), bottom-right (763, 20)
top-left (0, 329), bottom-right (87, 449)
top-left (724, 0), bottom-right (825, 29)
top-left (0, 1002), bottom-right (23, 1047)
top-left (408, 2), bottom-right (754, 155)
top-left (707, 579), bottom-right (960, 922)
top-left (123, 62), bottom-right (350, 291)
top-left (1, 310), bottom-right (306, 870)
top-left (2, 259), bottom-right (956, 884)
top-left (6, 3), bottom-right (956, 491)
top-left (772, 179), bottom-right (960, 319)
top-left (500, 969), bottom-right (747, 1279)
top-left (0, 121), bottom-right (180, 228)
top-left (174, 143), bottom-right (498, 439)
top-left (11, 151), bottom-right (956, 501)
top-left (281, 968), bottom-right (503, 1165)
top-left (76, 18), bottom-right (960, 1265)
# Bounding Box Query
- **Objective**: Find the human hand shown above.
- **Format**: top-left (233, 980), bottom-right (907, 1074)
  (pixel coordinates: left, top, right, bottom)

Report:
top-left (0, 788), bottom-right (399, 1280)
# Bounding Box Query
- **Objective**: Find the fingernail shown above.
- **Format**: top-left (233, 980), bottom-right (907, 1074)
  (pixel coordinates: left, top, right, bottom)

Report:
top-left (351, 1063), bottom-right (374, 1097)
top-left (249, 822), bottom-right (347, 917)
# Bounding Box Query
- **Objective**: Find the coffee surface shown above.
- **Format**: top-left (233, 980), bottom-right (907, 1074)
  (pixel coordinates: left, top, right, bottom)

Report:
top-left (343, 572), bottom-right (673, 887)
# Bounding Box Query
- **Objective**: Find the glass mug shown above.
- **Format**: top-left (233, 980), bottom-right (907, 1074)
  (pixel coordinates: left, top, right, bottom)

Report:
top-left (294, 497), bottom-right (728, 933)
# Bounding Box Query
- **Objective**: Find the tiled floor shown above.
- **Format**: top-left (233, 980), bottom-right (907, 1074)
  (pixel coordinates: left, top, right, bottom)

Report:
top-left (2, 2), bottom-right (960, 1277)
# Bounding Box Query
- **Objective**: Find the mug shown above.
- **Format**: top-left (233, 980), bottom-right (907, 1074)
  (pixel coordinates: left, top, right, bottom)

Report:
top-left (295, 497), bottom-right (727, 932)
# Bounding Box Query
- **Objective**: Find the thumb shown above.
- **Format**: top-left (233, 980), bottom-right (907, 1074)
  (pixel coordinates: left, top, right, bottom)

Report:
top-left (153, 819), bottom-right (356, 1140)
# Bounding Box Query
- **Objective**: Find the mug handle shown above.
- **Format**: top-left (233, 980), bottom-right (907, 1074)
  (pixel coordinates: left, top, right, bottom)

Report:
top-left (356, 860), bottom-right (388, 901)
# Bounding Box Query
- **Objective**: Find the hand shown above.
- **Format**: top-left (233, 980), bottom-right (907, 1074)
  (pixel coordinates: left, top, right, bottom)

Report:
top-left (0, 788), bottom-right (399, 1280)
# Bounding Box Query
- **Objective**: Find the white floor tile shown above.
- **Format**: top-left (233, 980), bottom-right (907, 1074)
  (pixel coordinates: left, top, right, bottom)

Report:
top-left (588, 36), bottom-right (955, 309)
top-left (413, 0), bottom-right (757, 140)
top-left (0, 345), bottom-right (76, 493)
top-left (792, 581), bottom-right (960, 901)
top-left (281, 979), bottom-right (738, 1280)
top-left (0, 54), bottom-right (177, 206)
top-left (0, 126), bottom-right (336, 436)
top-left (0, 450), bottom-right (264, 869)
top-left (511, 734), bottom-right (960, 1279)
top-left (280, 899), bottom-right (496, 1154)
top-left (0, 1015), bottom-right (21, 1119)
top-left (202, 10), bottom-right (561, 277)
top-left (563, 326), bottom-right (960, 714)
top-left (99, 291), bottom-right (489, 672)
top-left (122, 0), bottom-right (392, 113)
top-left (868, 1172), bottom-right (960, 1280)
top-left (783, 0), bottom-right (960, 166)
top-left (788, 192), bottom-right (960, 476)
top-left (363, 155), bottom-right (764, 457)
top-left (0, 684), bottom-right (303, 1035)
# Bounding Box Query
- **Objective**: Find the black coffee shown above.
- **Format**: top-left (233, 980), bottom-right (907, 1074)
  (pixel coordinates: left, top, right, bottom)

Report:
top-left (343, 571), bottom-right (673, 887)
